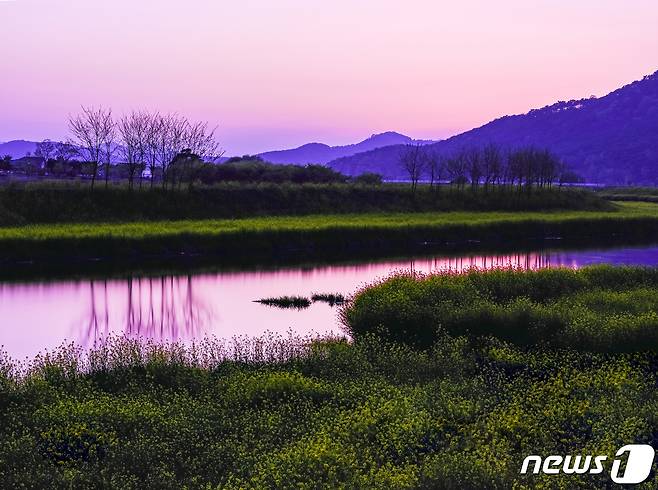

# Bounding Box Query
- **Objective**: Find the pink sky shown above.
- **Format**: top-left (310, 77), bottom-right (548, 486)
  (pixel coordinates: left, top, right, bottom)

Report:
top-left (1, 0), bottom-right (657, 155)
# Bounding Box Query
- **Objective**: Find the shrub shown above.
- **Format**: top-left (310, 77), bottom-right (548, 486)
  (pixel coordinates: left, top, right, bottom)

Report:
top-left (343, 265), bottom-right (658, 351)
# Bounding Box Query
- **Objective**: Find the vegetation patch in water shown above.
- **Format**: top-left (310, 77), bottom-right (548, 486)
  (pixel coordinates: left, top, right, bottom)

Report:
top-left (311, 292), bottom-right (345, 306)
top-left (255, 296), bottom-right (312, 309)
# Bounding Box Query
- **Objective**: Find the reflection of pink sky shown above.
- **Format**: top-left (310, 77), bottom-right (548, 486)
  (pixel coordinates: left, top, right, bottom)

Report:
top-left (1, 1), bottom-right (658, 153)
top-left (0, 251), bottom-right (586, 360)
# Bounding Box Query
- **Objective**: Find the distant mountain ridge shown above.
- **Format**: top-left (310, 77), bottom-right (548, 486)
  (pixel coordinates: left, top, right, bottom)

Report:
top-left (0, 140), bottom-right (38, 158)
top-left (258, 131), bottom-right (436, 164)
top-left (1, 132), bottom-right (435, 165)
top-left (329, 71), bottom-right (658, 184)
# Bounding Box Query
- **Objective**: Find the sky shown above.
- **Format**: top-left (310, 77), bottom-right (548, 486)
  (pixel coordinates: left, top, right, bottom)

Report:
top-left (1, 0), bottom-right (657, 155)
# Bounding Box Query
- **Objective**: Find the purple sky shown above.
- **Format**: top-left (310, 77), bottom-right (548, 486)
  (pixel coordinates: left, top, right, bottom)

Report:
top-left (1, 0), bottom-right (657, 155)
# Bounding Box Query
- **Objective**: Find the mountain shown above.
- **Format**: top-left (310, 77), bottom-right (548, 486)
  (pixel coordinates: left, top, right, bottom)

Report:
top-left (0, 140), bottom-right (38, 158)
top-left (329, 71), bottom-right (658, 184)
top-left (258, 131), bottom-right (436, 164)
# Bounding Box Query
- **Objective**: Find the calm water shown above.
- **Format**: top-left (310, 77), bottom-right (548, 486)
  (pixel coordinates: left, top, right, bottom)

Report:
top-left (3, 243), bottom-right (658, 360)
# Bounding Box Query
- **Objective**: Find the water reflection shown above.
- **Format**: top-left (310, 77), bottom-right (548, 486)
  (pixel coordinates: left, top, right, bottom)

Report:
top-left (3, 244), bottom-right (658, 360)
top-left (79, 276), bottom-right (212, 347)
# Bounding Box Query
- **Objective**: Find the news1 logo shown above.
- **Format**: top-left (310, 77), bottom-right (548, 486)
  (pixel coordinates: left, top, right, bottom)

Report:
top-left (520, 445), bottom-right (655, 484)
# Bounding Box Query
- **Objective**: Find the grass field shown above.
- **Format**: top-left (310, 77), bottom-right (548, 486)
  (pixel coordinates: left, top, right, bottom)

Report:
top-left (1, 202), bottom-right (658, 266)
top-left (1, 331), bottom-right (657, 488)
top-left (2, 201), bottom-right (657, 239)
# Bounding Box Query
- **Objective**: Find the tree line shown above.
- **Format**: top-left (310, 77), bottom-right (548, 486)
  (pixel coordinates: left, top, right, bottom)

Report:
top-left (400, 143), bottom-right (581, 193)
top-left (22, 107), bottom-right (222, 191)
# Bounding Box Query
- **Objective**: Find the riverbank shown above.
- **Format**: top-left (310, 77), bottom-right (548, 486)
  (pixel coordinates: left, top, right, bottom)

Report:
top-left (1, 332), bottom-right (655, 488)
top-left (0, 183), bottom-right (608, 225)
top-left (344, 265), bottom-right (658, 351)
top-left (596, 186), bottom-right (658, 203)
top-left (1, 202), bottom-right (658, 267)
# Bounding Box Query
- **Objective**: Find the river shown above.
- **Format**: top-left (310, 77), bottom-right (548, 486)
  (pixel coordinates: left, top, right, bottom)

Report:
top-left (3, 242), bottom-right (658, 359)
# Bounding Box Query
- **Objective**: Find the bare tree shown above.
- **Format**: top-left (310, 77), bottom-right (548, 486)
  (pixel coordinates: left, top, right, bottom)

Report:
top-left (68, 106), bottom-right (114, 190)
top-left (184, 120), bottom-right (221, 162)
top-left (445, 151), bottom-right (468, 190)
top-left (156, 113), bottom-right (188, 189)
top-left (144, 112), bottom-right (161, 187)
top-left (481, 143), bottom-right (502, 190)
top-left (176, 120), bottom-right (223, 189)
top-left (102, 118), bottom-right (116, 188)
top-left (537, 149), bottom-right (560, 188)
top-left (34, 139), bottom-right (56, 168)
top-left (400, 144), bottom-right (426, 194)
top-left (465, 147), bottom-right (482, 190)
top-left (118, 111), bottom-right (150, 189)
top-left (54, 141), bottom-right (77, 162)
top-left (425, 150), bottom-right (443, 191)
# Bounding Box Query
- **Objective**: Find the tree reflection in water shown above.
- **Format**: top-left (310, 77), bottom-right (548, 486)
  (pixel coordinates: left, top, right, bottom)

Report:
top-left (73, 251), bottom-right (572, 348)
top-left (79, 275), bottom-right (212, 347)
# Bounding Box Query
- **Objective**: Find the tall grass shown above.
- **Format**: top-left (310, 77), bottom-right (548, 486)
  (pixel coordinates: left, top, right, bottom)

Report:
top-left (1, 333), bottom-right (658, 488)
top-left (343, 265), bottom-right (658, 351)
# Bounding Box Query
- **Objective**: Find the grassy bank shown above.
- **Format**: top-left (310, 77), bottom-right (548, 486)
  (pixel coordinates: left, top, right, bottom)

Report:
top-left (596, 186), bottom-right (658, 203)
top-left (344, 265), bottom-right (658, 351)
top-left (0, 202), bottom-right (658, 265)
top-left (0, 182), bottom-right (608, 226)
top-left (1, 334), bottom-right (657, 488)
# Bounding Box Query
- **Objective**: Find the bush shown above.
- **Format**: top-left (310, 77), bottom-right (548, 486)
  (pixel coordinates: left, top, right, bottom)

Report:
top-left (343, 265), bottom-right (658, 351)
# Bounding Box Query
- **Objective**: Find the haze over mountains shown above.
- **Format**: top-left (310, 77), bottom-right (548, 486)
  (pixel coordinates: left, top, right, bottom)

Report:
top-left (329, 71), bottom-right (658, 184)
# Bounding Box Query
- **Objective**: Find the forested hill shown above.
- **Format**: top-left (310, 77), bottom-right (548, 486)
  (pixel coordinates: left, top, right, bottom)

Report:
top-left (329, 71), bottom-right (658, 184)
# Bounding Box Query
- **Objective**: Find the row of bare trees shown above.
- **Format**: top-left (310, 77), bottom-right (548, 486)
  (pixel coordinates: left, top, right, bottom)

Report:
top-left (400, 143), bottom-right (574, 193)
top-left (64, 106), bottom-right (222, 190)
